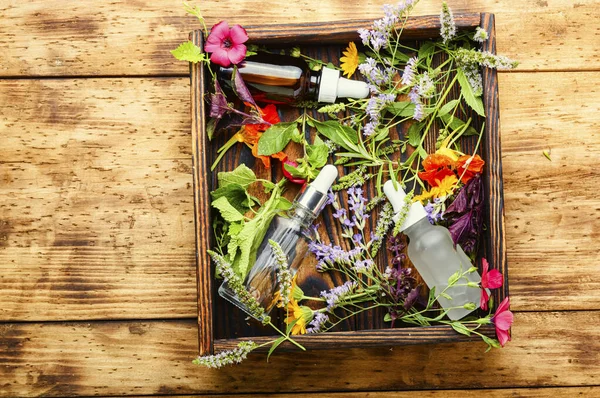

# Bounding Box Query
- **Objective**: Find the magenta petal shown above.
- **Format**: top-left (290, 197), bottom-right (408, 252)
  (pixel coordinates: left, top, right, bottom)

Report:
top-left (496, 296), bottom-right (510, 314)
top-left (210, 49), bottom-right (232, 67)
top-left (487, 269), bottom-right (504, 289)
top-left (496, 328), bottom-right (510, 347)
top-left (229, 24), bottom-right (249, 44)
top-left (227, 44), bottom-right (247, 65)
top-left (204, 41), bottom-right (221, 53)
top-left (480, 288), bottom-right (489, 310)
top-left (208, 20), bottom-right (230, 41)
top-left (494, 310), bottom-right (514, 331)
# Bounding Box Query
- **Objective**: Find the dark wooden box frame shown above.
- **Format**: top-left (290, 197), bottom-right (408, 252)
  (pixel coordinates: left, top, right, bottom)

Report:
top-left (190, 13), bottom-right (507, 356)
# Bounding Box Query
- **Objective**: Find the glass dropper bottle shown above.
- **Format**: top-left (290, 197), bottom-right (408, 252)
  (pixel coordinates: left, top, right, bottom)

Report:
top-left (383, 180), bottom-right (486, 320)
top-left (219, 165), bottom-right (338, 320)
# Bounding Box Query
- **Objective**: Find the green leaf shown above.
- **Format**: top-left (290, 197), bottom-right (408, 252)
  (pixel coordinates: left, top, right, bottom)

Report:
top-left (217, 165), bottom-right (257, 188)
top-left (451, 322), bottom-right (472, 336)
top-left (428, 286), bottom-right (437, 305)
top-left (386, 101), bottom-right (415, 117)
top-left (211, 184), bottom-right (252, 213)
top-left (307, 137), bottom-right (329, 169)
top-left (212, 197), bottom-right (245, 223)
top-left (407, 122), bottom-right (424, 147)
top-left (257, 122), bottom-right (299, 156)
top-left (275, 197), bottom-right (293, 211)
top-left (417, 146), bottom-right (428, 160)
top-left (283, 162), bottom-right (304, 178)
top-left (383, 313), bottom-right (392, 322)
top-left (171, 41), bottom-right (206, 63)
top-left (440, 292), bottom-right (452, 300)
top-left (312, 120), bottom-right (359, 152)
top-left (448, 271), bottom-right (461, 286)
top-left (438, 99), bottom-right (460, 117)
top-left (482, 335), bottom-right (501, 349)
top-left (418, 41), bottom-right (435, 62)
top-left (457, 68), bottom-right (485, 117)
top-left (543, 149), bottom-right (552, 161)
top-left (439, 114), bottom-right (478, 136)
top-left (267, 336), bottom-right (286, 361)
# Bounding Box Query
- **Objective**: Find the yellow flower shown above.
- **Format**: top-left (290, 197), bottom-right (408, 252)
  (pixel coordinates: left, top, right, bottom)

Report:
top-left (415, 174), bottom-right (459, 203)
top-left (435, 136), bottom-right (461, 161)
top-left (285, 298), bottom-right (313, 335)
top-left (340, 42), bottom-right (359, 78)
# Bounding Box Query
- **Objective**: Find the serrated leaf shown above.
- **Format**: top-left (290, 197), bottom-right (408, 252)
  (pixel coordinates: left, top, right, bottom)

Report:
top-left (257, 122), bottom-right (298, 155)
top-left (312, 120), bottom-right (358, 152)
top-left (407, 122), bottom-right (424, 147)
top-left (457, 69), bottom-right (485, 117)
top-left (211, 184), bottom-right (252, 213)
top-left (171, 41), bottom-right (206, 63)
top-left (212, 197), bottom-right (245, 223)
top-left (307, 137), bottom-right (329, 169)
top-left (451, 322), bottom-right (472, 336)
top-left (217, 164), bottom-right (257, 188)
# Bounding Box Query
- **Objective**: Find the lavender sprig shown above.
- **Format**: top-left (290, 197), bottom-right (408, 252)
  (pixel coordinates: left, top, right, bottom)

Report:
top-left (193, 341), bottom-right (257, 368)
top-left (208, 251), bottom-right (271, 324)
top-left (369, 202), bottom-right (395, 256)
top-left (269, 240), bottom-right (292, 308)
top-left (321, 281), bottom-right (358, 312)
top-left (306, 312), bottom-right (329, 334)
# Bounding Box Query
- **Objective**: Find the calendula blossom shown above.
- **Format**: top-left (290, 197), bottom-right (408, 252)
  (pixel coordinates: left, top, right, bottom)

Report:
top-left (340, 42), bottom-right (359, 78)
top-left (285, 298), bottom-right (314, 335)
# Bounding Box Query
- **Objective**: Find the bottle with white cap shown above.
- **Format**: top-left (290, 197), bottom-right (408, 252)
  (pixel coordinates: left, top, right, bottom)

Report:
top-left (219, 165), bottom-right (338, 319)
top-left (218, 54), bottom-right (369, 104)
top-left (383, 180), bottom-right (486, 320)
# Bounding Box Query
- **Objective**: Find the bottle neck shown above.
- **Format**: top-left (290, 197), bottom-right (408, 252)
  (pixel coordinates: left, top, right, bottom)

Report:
top-left (287, 203), bottom-right (317, 229)
top-left (402, 217), bottom-right (432, 240)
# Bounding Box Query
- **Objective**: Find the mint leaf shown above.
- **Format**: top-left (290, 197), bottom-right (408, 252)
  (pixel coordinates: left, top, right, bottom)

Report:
top-left (457, 68), bottom-right (485, 117)
top-left (386, 101), bottom-right (414, 117)
top-left (312, 120), bottom-right (358, 152)
top-left (407, 122), bottom-right (423, 147)
top-left (439, 113), bottom-right (478, 136)
top-left (171, 41), bottom-right (206, 63)
top-left (257, 122), bottom-right (298, 156)
top-left (211, 184), bottom-right (253, 213)
top-left (307, 136), bottom-right (329, 169)
top-left (212, 197), bottom-right (245, 223)
top-left (217, 164), bottom-right (256, 188)
top-left (438, 99), bottom-right (460, 117)
top-left (418, 41), bottom-right (435, 63)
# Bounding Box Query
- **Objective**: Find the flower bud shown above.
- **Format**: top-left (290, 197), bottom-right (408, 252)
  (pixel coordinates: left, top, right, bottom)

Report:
top-left (463, 302), bottom-right (476, 310)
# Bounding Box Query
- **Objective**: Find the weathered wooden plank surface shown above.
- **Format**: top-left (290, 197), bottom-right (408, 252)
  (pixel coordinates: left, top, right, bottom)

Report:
top-left (0, 311), bottom-right (598, 397)
top-left (500, 71), bottom-right (600, 311)
top-left (1, 70), bottom-right (599, 321)
top-left (0, 78), bottom-right (197, 321)
top-left (0, 0), bottom-right (598, 76)
top-left (170, 387), bottom-right (600, 397)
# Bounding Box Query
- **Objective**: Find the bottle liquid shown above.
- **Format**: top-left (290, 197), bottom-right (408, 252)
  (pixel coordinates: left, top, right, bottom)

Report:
top-left (383, 180), bottom-right (487, 320)
top-left (219, 165), bottom-right (339, 320)
top-left (218, 54), bottom-right (369, 104)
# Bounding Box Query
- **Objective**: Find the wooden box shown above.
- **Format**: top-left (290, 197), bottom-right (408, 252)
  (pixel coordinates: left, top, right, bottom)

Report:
top-left (190, 13), bottom-right (508, 355)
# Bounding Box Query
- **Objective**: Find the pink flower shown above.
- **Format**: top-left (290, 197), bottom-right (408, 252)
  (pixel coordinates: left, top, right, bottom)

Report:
top-left (479, 258), bottom-right (503, 310)
top-left (491, 296), bottom-right (513, 347)
top-left (204, 21), bottom-right (248, 67)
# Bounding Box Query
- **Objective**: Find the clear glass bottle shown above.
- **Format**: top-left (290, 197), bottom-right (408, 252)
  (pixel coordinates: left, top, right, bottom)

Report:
top-left (218, 53), bottom-right (369, 104)
top-left (383, 180), bottom-right (485, 320)
top-left (219, 165), bottom-right (338, 319)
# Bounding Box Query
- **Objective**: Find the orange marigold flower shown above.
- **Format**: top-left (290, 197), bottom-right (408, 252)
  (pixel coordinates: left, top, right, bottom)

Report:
top-left (418, 153), bottom-right (456, 187)
top-left (456, 154), bottom-right (485, 183)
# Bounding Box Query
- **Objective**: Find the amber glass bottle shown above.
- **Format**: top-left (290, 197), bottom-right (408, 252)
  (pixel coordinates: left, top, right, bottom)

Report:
top-left (218, 53), bottom-right (369, 104)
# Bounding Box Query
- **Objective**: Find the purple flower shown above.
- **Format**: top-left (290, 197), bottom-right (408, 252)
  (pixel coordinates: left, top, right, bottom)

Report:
top-left (352, 233), bottom-right (363, 243)
top-left (307, 312), bottom-right (329, 334)
top-left (413, 102), bottom-right (424, 121)
top-left (401, 57), bottom-right (417, 86)
top-left (333, 208), bottom-right (347, 219)
top-left (363, 121), bottom-right (377, 137)
top-left (354, 259), bottom-right (374, 273)
top-left (358, 28), bottom-right (370, 45)
top-left (325, 189), bottom-right (335, 205)
top-left (321, 281), bottom-right (357, 311)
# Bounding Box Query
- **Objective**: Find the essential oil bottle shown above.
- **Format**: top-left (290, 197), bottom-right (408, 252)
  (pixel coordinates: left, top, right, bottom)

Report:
top-left (383, 180), bottom-right (486, 320)
top-left (219, 165), bottom-right (338, 319)
top-left (218, 53), bottom-right (369, 104)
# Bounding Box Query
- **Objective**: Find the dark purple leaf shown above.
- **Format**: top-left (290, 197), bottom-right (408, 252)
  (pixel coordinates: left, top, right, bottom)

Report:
top-left (209, 78), bottom-right (230, 119)
top-left (404, 286), bottom-right (421, 311)
top-left (233, 69), bottom-right (257, 108)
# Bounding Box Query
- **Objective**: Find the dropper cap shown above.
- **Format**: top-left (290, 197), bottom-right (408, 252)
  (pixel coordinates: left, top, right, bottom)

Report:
top-left (383, 180), bottom-right (427, 232)
top-left (296, 165), bottom-right (338, 216)
top-left (317, 67), bottom-right (370, 103)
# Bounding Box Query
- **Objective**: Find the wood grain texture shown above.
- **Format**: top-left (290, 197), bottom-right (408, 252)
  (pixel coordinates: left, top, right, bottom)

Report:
top-left (499, 71), bottom-right (600, 311)
top-left (0, 78), bottom-right (197, 321)
top-left (169, 387), bottom-right (600, 397)
top-left (0, 311), bottom-right (598, 397)
top-left (0, 0), bottom-right (598, 76)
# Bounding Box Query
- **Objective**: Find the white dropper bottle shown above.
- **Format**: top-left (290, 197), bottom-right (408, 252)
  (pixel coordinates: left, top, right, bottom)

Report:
top-left (383, 180), bottom-right (484, 320)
